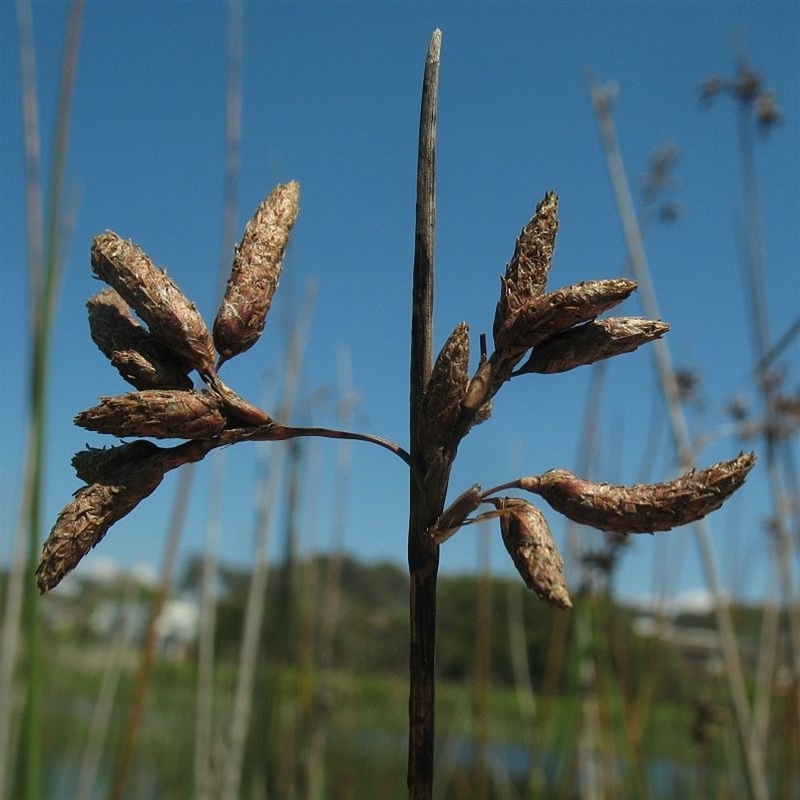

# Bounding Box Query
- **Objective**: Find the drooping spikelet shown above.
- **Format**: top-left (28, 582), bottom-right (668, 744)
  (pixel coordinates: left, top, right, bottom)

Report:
top-left (213, 181), bottom-right (300, 362)
top-left (91, 232), bottom-right (216, 375)
top-left (37, 441), bottom-right (207, 593)
top-left (491, 497), bottom-right (571, 609)
top-left (87, 289), bottom-right (194, 390)
top-left (520, 452), bottom-right (756, 534)
top-left (74, 390), bottom-right (226, 440)
top-left (517, 317), bottom-right (669, 375)
top-left (493, 192), bottom-right (559, 339)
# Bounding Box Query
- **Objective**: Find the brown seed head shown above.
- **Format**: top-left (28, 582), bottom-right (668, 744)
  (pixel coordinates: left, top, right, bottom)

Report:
top-left (418, 322), bottom-right (470, 454)
top-left (491, 498), bottom-right (571, 609)
top-left (493, 192), bottom-right (559, 338)
top-left (37, 440), bottom-right (208, 593)
top-left (74, 390), bottom-right (226, 440)
top-left (91, 232), bottom-right (216, 374)
top-left (517, 317), bottom-right (669, 375)
top-left (520, 452), bottom-right (756, 533)
top-left (87, 289), bottom-right (194, 390)
top-left (72, 440), bottom-right (161, 483)
top-left (494, 278), bottom-right (638, 354)
top-left (213, 181), bottom-right (300, 361)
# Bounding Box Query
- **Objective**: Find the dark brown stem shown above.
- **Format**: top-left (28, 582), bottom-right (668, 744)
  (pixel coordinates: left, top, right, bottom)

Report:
top-left (408, 30), bottom-right (444, 800)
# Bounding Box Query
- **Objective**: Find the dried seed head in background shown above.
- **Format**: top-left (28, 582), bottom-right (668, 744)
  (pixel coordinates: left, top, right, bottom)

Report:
top-left (87, 289), bottom-right (194, 390)
top-left (491, 497), bottom-right (572, 609)
top-left (213, 181), bottom-right (300, 362)
top-left (520, 452), bottom-right (756, 534)
top-left (493, 191), bottom-right (559, 339)
top-left (418, 322), bottom-right (470, 455)
top-left (74, 389), bottom-right (226, 440)
top-left (91, 232), bottom-right (217, 375)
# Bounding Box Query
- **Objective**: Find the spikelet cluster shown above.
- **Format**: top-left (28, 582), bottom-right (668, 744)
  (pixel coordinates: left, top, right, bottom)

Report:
top-left (428, 191), bottom-right (755, 606)
top-left (39, 182), bottom-right (301, 592)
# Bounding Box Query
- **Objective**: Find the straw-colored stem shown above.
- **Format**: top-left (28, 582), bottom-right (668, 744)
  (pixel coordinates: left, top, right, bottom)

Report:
top-left (734, 81), bottom-right (800, 747)
top-left (0, 5), bottom-right (83, 800)
top-left (106, 463), bottom-right (195, 800)
top-left (589, 76), bottom-right (768, 800)
top-left (194, 5), bottom-right (243, 794)
top-left (220, 282), bottom-right (315, 800)
top-left (74, 578), bottom-right (139, 800)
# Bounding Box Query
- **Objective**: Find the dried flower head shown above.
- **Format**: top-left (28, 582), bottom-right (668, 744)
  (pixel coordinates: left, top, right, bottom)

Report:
top-left (493, 192), bottom-right (559, 338)
top-left (91, 232), bottom-right (216, 375)
top-left (491, 497), bottom-right (571, 609)
top-left (517, 317), bottom-right (669, 375)
top-left (519, 452), bottom-right (756, 534)
top-left (213, 181), bottom-right (300, 362)
top-left (71, 441), bottom-right (161, 483)
top-left (494, 278), bottom-right (638, 354)
top-left (74, 389), bottom-right (226, 440)
top-left (87, 289), bottom-right (194, 390)
top-left (37, 441), bottom-right (207, 593)
top-left (418, 322), bottom-right (470, 454)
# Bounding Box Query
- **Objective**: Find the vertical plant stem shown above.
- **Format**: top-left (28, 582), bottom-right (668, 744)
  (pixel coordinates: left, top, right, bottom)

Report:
top-left (589, 78), bottom-right (769, 800)
top-left (3, 5), bottom-right (83, 800)
top-left (735, 84), bottom-right (800, 742)
top-left (195, 4), bottom-right (243, 797)
top-left (407, 29), bottom-right (444, 800)
top-left (107, 463), bottom-right (195, 800)
top-left (221, 285), bottom-right (315, 800)
top-left (74, 578), bottom-right (138, 800)
top-left (473, 526), bottom-right (492, 799)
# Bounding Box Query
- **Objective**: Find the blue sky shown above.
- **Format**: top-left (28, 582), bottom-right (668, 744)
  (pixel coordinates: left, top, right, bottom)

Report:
top-left (1, 1), bottom-right (798, 606)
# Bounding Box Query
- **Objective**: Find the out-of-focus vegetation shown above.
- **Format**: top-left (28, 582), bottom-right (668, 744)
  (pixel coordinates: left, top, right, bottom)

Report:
top-left (3, 557), bottom-right (797, 799)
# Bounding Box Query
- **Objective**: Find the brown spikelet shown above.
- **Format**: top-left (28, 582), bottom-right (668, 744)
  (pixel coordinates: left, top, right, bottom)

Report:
top-left (517, 317), bottom-right (669, 375)
top-left (91, 232), bottom-right (216, 374)
top-left (494, 278), bottom-right (638, 353)
top-left (74, 390), bottom-right (226, 440)
top-left (87, 289), bottom-right (194, 390)
top-left (428, 483), bottom-right (483, 544)
top-left (493, 192), bottom-right (559, 338)
top-left (71, 441), bottom-right (161, 483)
top-left (520, 452), bottom-right (756, 534)
top-left (418, 322), bottom-right (470, 453)
top-left (491, 498), bottom-right (571, 609)
top-left (37, 441), bottom-right (207, 593)
top-left (213, 181), bottom-right (300, 361)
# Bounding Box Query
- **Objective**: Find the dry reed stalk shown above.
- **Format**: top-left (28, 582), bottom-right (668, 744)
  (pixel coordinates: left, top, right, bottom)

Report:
top-left (590, 75), bottom-right (769, 800)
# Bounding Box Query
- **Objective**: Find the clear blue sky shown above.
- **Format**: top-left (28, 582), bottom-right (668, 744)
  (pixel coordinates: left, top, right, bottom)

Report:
top-left (1, 1), bottom-right (798, 606)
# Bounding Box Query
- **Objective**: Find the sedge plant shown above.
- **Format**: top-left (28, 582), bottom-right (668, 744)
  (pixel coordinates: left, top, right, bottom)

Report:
top-left (37, 30), bottom-right (756, 799)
